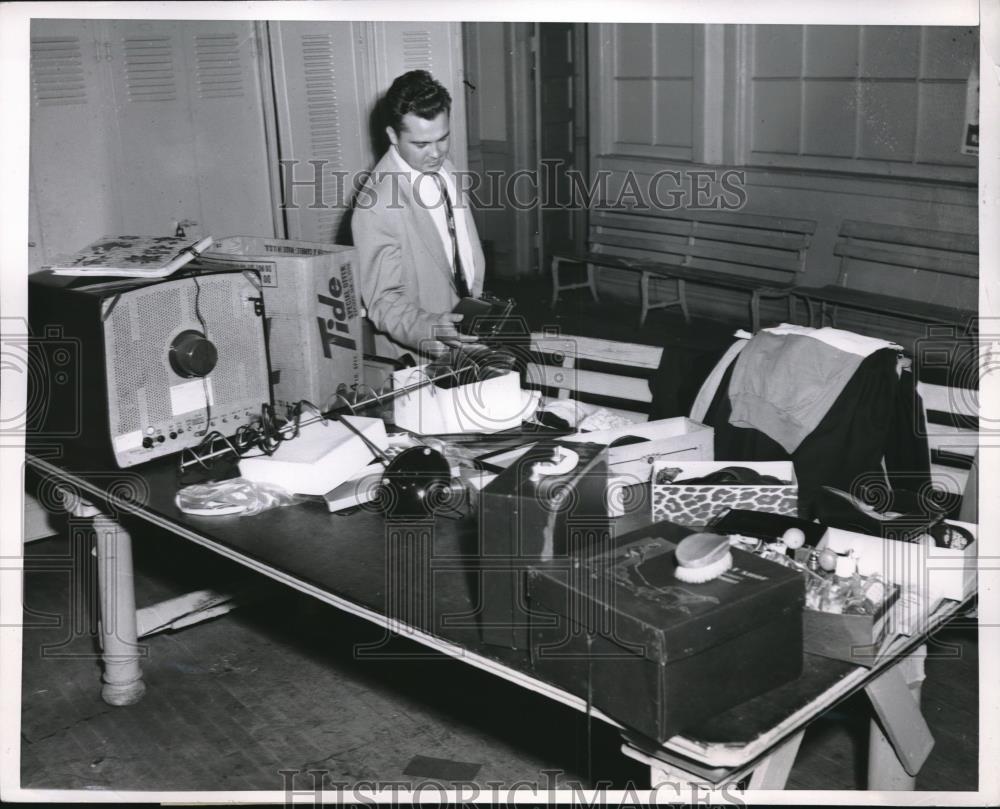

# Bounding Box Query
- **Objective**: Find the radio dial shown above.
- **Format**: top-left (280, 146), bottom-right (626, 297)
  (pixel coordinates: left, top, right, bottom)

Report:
top-left (169, 330), bottom-right (218, 378)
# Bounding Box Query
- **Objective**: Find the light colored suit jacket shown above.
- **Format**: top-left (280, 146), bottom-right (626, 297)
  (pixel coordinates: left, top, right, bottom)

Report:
top-left (352, 152), bottom-right (485, 358)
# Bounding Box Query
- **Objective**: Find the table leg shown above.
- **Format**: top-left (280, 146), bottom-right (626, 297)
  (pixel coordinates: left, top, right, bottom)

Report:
top-left (747, 729), bottom-right (805, 789)
top-left (621, 730), bottom-right (806, 791)
top-left (865, 646), bottom-right (930, 789)
top-left (93, 515), bottom-right (146, 706)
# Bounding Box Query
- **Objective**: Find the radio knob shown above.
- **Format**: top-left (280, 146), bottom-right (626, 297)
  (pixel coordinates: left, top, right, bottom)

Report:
top-left (142, 437), bottom-right (154, 449)
top-left (169, 330), bottom-right (218, 378)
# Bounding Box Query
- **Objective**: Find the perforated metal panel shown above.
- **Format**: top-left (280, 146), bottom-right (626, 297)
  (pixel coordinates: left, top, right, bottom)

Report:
top-left (195, 33), bottom-right (245, 99)
top-left (299, 32), bottom-right (344, 239)
top-left (123, 34), bottom-right (177, 102)
top-left (102, 272), bottom-right (269, 466)
top-left (400, 29), bottom-right (434, 71)
top-left (31, 36), bottom-right (87, 107)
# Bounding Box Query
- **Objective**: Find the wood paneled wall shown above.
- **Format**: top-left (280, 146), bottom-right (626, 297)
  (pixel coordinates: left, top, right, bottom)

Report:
top-left (587, 23), bottom-right (979, 336)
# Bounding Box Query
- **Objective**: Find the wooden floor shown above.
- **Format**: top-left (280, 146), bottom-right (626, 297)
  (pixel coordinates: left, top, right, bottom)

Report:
top-left (19, 285), bottom-right (980, 794)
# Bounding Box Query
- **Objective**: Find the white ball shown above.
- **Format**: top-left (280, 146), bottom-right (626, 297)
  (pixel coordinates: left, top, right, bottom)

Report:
top-left (781, 527), bottom-right (806, 550)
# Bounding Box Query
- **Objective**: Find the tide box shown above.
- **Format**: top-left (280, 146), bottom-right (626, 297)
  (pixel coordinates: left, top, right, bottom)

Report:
top-left (651, 460), bottom-right (798, 528)
top-left (197, 236), bottom-right (362, 415)
top-left (527, 522), bottom-right (804, 742)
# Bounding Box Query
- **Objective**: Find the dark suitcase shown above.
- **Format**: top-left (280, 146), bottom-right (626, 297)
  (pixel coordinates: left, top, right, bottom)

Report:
top-left (527, 521), bottom-right (804, 742)
top-left (479, 440), bottom-right (610, 649)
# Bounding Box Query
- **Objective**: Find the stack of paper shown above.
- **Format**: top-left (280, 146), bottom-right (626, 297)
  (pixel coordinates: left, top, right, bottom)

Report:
top-left (239, 416), bottom-right (388, 495)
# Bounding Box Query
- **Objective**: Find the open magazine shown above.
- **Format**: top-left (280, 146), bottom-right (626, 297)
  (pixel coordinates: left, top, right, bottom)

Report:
top-left (44, 234), bottom-right (213, 278)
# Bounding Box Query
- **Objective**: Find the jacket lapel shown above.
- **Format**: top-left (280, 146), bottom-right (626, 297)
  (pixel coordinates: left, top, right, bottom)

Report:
top-left (396, 169), bottom-right (454, 288)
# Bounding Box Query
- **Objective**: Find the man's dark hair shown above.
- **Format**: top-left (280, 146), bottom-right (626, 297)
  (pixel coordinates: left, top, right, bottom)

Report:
top-left (383, 70), bottom-right (452, 134)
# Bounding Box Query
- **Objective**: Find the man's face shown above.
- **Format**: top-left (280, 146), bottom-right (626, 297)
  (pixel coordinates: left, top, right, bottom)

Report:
top-left (387, 111), bottom-right (450, 173)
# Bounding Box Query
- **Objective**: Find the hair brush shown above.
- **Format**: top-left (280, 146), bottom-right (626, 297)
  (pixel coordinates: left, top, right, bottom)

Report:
top-left (674, 533), bottom-right (733, 584)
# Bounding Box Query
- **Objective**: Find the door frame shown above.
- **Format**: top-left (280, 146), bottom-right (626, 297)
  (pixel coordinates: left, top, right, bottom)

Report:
top-left (533, 22), bottom-right (589, 279)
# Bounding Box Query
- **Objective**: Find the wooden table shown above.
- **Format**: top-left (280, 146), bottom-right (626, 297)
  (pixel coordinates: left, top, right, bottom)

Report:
top-left (24, 448), bottom-right (971, 791)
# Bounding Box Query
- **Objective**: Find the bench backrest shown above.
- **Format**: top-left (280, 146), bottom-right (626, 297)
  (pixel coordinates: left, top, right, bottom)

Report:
top-left (525, 332), bottom-right (662, 422)
top-left (834, 220), bottom-right (978, 297)
top-left (916, 379), bottom-right (978, 498)
top-left (588, 206), bottom-right (817, 286)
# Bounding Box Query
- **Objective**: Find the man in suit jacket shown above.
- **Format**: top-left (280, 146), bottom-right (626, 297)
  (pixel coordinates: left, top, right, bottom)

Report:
top-left (352, 70), bottom-right (485, 359)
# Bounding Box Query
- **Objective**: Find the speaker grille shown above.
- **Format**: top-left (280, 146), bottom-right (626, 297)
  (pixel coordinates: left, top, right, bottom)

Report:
top-left (102, 272), bottom-right (268, 463)
top-left (184, 277), bottom-right (264, 405)
top-left (136, 285), bottom-right (183, 424)
top-left (110, 301), bottom-right (142, 433)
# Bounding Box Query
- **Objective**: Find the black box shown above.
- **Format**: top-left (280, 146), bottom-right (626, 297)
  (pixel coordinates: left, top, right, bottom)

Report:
top-left (527, 522), bottom-right (804, 742)
top-left (479, 441), bottom-right (610, 649)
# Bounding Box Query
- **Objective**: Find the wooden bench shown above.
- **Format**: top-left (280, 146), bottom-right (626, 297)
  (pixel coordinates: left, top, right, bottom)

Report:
top-left (524, 332), bottom-right (977, 505)
top-left (524, 331), bottom-right (662, 422)
top-left (550, 207), bottom-right (817, 332)
top-left (917, 378), bottom-right (979, 503)
top-left (795, 221), bottom-right (978, 328)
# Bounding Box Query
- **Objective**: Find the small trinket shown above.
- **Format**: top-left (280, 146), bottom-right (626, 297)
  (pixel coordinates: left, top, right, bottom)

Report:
top-left (807, 549), bottom-right (820, 572)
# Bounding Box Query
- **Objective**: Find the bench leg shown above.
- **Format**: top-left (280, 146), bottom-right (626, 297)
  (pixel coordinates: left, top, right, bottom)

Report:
top-left (639, 271), bottom-right (651, 327)
top-left (550, 256), bottom-right (562, 309)
top-left (587, 263), bottom-right (600, 302)
top-left (551, 257), bottom-right (599, 308)
top-left (677, 279), bottom-right (690, 323)
top-left (804, 297), bottom-right (816, 327)
top-left (787, 293), bottom-right (797, 325)
top-left (750, 291), bottom-right (761, 333)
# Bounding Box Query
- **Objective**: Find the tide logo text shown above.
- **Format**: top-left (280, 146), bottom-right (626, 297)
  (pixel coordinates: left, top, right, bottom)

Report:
top-left (317, 276), bottom-right (356, 354)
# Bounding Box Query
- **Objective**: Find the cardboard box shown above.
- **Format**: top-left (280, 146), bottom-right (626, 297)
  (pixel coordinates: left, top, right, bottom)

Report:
top-left (392, 366), bottom-right (540, 435)
top-left (801, 583), bottom-right (900, 667)
top-left (563, 417), bottom-right (713, 481)
top-left (480, 441), bottom-right (610, 650)
top-left (651, 460), bottom-right (798, 527)
top-left (820, 522), bottom-right (977, 611)
top-left (198, 236), bottom-right (362, 415)
top-left (527, 523), bottom-right (804, 742)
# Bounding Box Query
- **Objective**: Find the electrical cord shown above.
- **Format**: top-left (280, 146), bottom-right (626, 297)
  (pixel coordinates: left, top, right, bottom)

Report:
top-left (191, 275), bottom-right (212, 437)
top-left (178, 398), bottom-right (325, 475)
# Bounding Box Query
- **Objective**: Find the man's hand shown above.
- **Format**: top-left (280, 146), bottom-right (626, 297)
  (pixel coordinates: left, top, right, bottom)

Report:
top-left (423, 312), bottom-right (480, 355)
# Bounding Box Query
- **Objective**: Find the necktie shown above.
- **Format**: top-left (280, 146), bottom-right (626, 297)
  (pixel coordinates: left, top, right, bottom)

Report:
top-left (431, 172), bottom-right (471, 299)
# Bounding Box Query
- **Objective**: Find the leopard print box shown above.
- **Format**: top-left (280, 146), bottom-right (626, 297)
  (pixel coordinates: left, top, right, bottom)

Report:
top-left (651, 481), bottom-right (798, 528)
